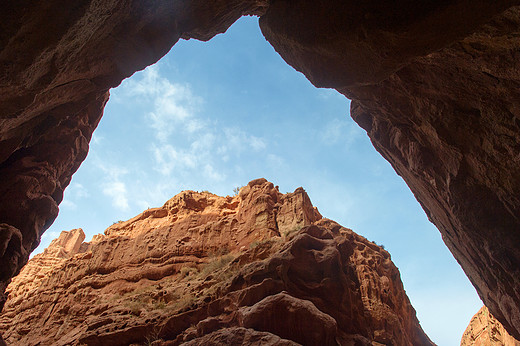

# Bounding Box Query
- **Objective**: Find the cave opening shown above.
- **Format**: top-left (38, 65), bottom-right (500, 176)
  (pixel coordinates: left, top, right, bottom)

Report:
top-left (27, 16), bottom-right (481, 344)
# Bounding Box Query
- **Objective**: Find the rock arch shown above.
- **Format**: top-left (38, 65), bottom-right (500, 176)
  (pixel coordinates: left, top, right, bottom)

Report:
top-left (2, 0), bottom-right (520, 339)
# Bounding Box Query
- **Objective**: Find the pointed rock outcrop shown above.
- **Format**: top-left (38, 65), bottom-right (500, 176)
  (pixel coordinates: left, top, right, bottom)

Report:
top-left (0, 180), bottom-right (431, 346)
top-left (462, 306), bottom-right (520, 346)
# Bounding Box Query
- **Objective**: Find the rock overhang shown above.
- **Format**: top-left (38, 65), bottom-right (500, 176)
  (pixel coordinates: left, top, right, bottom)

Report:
top-left (1, 0), bottom-right (520, 340)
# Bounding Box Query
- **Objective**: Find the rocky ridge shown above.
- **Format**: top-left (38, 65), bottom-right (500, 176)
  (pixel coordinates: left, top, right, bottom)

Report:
top-left (0, 179), bottom-right (432, 345)
top-left (462, 306), bottom-right (520, 346)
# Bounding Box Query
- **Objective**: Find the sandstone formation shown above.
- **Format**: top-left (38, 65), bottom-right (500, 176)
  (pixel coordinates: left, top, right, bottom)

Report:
top-left (0, 0), bottom-right (269, 312)
top-left (260, 3), bottom-right (520, 337)
top-left (2, 0), bottom-right (520, 341)
top-left (462, 306), bottom-right (520, 346)
top-left (0, 179), bottom-right (432, 345)
top-left (7, 228), bottom-right (85, 296)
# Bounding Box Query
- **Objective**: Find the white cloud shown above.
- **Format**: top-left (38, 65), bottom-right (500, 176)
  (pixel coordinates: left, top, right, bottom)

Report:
top-left (151, 142), bottom-right (224, 181)
top-left (93, 160), bottom-right (131, 211)
top-left (102, 181), bottom-right (129, 211)
top-left (185, 118), bottom-right (204, 133)
top-left (317, 88), bottom-right (345, 100)
top-left (133, 179), bottom-right (181, 209)
top-left (60, 183), bottom-right (89, 211)
top-left (218, 128), bottom-right (266, 156)
top-left (120, 65), bottom-right (270, 182)
top-left (69, 183), bottom-right (89, 198)
top-left (110, 64), bottom-right (268, 198)
top-left (90, 133), bottom-right (104, 147)
top-left (123, 65), bottom-right (170, 97)
top-left (204, 163), bottom-right (225, 181)
top-left (190, 132), bottom-right (216, 152)
top-left (152, 144), bottom-right (198, 176)
top-left (119, 65), bottom-right (203, 143)
top-left (250, 136), bottom-right (267, 151)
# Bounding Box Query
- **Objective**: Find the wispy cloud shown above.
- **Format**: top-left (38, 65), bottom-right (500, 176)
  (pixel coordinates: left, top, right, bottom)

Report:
top-left (70, 183), bottom-right (89, 198)
top-left (90, 133), bottom-right (104, 147)
top-left (218, 128), bottom-right (266, 155)
top-left (151, 144), bottom-right (197, 176)
top-left (119, 64), bottom-right (267, 183)
top-left (266, 154), bottom-right (285, 169)
top-left (60, 183), bottom-right (90, 211)
top-left (203, 163), bottom-right (225, 182)
top-left (102, 181), bottom-right (129, 211)
top-left (93, 160), bottom-right (130, 211)
top-left (120, 65), bottom-right (202, 142)
top-left (60, 200), bottom-right (77, 210)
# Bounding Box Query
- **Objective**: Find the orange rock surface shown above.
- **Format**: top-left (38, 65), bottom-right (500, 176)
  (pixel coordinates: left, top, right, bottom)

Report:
top-left (0, 179), bottom-right (432, 345)
top-left (462, 306), bottom-right (520, 346)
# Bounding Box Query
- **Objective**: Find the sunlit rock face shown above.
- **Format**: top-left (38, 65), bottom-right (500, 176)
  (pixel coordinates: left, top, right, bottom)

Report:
top-left (2, 0), bottom-right (520, 341)
top-left (0, 180), bottom-right (432, 345)
top-left (462, 306), bottom-right (520, 346)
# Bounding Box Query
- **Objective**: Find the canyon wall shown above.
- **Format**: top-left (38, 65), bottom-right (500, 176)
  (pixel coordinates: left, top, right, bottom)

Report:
top-left (0, 179), bottom-right (432, 345)
top-left (462, 306), bottom-right (520, 346)
top-left (2, 0), bottom-right (520, 340)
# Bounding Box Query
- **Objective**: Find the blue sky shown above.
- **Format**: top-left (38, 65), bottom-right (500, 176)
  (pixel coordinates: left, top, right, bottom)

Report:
top-left (36, 16), bottom-right (481, 345)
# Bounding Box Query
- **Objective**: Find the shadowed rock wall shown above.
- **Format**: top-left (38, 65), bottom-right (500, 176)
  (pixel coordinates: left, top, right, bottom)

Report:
top-left (2, 0), bottom-right (520, 339)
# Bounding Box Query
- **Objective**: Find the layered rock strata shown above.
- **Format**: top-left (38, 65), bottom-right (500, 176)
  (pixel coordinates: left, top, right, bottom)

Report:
top-left (2, 0), bottom-right (520, 341)
top-left (0, 179), bottom-right (432, 346)
top-left (462, 306), bottom-right (520, 346)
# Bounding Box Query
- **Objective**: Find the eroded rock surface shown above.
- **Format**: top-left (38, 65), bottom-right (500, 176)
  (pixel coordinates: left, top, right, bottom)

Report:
top-left (260, 3), bottom-right (520, 339)
top-left (462, 306), bottom-right (520, 346)
top-left (0, 180), bottom-right (432, 346)
top-left (0, 0), bottom-right (268, 310)
top-left (180, 327), bottom-right (299, 346)
top-left (2, 0), bottom-right (520, 341)
top-left (8, 228), bottom-right (85, 296)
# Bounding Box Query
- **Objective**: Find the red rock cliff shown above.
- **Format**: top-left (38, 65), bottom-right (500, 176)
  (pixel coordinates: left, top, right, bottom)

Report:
top-left (2, 0), bottom-right (520, 341)
top-left (0, 179), bottom-right (432, 346)
top-left (462, 306), bottom-right (520, 346)
top-left (259, 4), bottom-right (520, 338)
